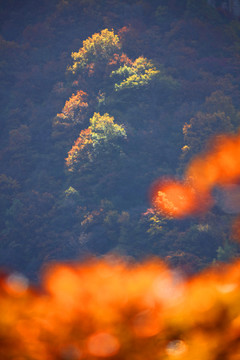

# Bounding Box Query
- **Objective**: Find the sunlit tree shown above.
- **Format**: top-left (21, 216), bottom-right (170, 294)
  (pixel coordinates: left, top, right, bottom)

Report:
top-left (66, 113), bottom-right (126, 172)
top-left (90, 112), bottom-right (127, 149)
top-left (111, 56), bottom-right (160, 91)
top-left (66, 128), bottom-right (93, 171)
top-left (68, 29), bottom-right (122, 76)
top-left (54, 90), bottom-right (88, 127)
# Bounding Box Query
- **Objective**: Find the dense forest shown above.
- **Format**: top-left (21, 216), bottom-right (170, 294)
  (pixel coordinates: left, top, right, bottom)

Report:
top-left (2, 0), bottom-right (240, 359)
top-left (1, 0), bottom-right (240, 282)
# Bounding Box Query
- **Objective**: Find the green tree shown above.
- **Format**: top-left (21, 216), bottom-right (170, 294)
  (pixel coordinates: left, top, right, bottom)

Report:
top-left (111, 56), bottom-right (160, 91)
top-left (216, 239), bottom-right (238, 263)
top-left (90, 112), bottom-right (127, 150)
top-left (181, 111), bottom-right (233, 167)
top-left (68, 29), bottom-right (121, 76)
top-left (203, 90), bottom-right (240, 129)
top-left (66, 112), bottom-right (126, 172)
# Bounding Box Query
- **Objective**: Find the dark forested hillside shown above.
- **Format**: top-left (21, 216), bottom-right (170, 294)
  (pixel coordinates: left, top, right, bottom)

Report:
top-left (1, 0), bottom-right (240, 280)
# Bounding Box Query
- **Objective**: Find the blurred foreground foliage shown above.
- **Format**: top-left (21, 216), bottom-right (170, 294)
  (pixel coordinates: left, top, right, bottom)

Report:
top-left (1, 258), bottom-right (240, 359)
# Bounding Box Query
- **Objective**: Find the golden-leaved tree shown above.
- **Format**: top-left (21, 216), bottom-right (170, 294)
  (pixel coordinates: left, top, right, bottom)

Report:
top-left (111, 56), bottom-right (160, 91)
top-left (66, 112), bottom-right (126, 172)
top-left (68, 29), bottom-right (122, 76)
top-left (55, 90), bottom-right (88, 127)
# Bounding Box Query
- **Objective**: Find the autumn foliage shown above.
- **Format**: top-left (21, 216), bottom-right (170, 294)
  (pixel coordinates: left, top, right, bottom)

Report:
top-left (65, 128), bottom-right (92, 170)
top-left (151, 131), bottom-right (240, 219)
top-left (187, 132), bottom-right (240, 192)
top-left (1, 258), bottom-right (240, 359)
top-left (65, 113), bottom-right (126, 171)
top-left (55, 90), bottom-right (88, 127)
top-left (69, 29), bottom-right (122, 76)
top-left (150, 179), bottom-right (211, 218)
top-left (2, 4), bottom-right (240, 358)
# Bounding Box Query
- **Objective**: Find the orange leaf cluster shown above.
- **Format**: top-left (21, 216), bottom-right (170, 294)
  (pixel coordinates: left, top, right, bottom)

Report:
top-left (56, 90), bottom-right (88, 125)
top-left (151, 132), bottom-right (240, 218)
top-left (151, 179), bottom-right (212, 218)
top-left (1, 259), bottom-right (240, 359)
top-left (65, 128), bottom-right (92, 169)
top-left (107, 53), bottom-right (132, 67)
top-left (187, 133), bottom-right (240, 192)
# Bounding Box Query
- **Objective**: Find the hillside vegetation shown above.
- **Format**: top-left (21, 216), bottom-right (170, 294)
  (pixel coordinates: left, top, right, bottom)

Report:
top-left (0, 0), bottom-right (240, 279)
